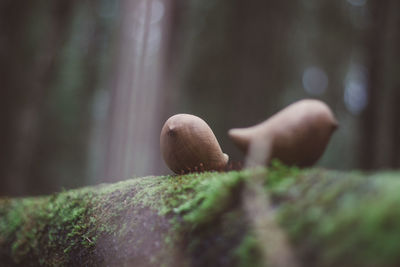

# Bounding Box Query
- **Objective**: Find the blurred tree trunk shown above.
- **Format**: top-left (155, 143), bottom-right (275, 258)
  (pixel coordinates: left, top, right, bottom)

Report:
top-left (104, 0), bottom-right (170, 181)
top-left (360, 0), bottom-right (400, 169)
top-left (0, 0), bottom-right (114, 196)
top-left (0, 1), bottom-right (76, 196)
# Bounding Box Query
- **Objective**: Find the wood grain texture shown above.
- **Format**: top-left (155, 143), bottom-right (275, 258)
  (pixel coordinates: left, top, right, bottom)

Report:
top-left (160, 114), bottom-right (228, 173)
top-left (229, 99), bottom-right (338, 167)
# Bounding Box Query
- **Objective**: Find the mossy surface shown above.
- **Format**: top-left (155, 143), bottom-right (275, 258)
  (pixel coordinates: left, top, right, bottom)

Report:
top-left (1, 163), bottom-right (400, 266)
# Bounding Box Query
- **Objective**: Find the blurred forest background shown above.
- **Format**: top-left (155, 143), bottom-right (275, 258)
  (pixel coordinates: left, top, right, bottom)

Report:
top-left (1, 0), bottom-right (399, 196)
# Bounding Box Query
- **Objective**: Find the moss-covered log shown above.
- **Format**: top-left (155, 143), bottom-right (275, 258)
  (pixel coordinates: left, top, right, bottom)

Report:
top-left (1, 164), bottom-right (400, 266)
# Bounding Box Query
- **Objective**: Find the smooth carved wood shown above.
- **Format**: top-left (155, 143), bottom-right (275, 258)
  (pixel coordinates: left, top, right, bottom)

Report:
top-left (228, 99), bottom-right (338, 167)
top-left (160, 114), bottom-right (229, 173)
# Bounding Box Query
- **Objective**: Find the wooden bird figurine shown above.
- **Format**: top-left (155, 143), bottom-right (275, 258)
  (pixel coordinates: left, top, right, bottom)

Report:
top-left (161, 114), bottom-right (229, 174)
top-left (228, 99), bottom-right (338, 167)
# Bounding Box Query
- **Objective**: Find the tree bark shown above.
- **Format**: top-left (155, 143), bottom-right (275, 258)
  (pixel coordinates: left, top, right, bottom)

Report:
top-left (360, 0), bottom-right (400, 169)
top-left (1, 166), bottom-right (400, 267)
top-left (0, 1), bottom-right (76, 196)
top-left (104, 0), bottom-right (170, 181)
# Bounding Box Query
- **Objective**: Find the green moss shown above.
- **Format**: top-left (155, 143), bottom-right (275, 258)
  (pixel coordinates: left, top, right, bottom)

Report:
top-left (1, 165), bottom-right (400, 266)
top-left (173, 171), bottom-right (244, 224)
top-left (278, 170), bottom-right (400, 267)
top-left (234, 234), bottom-right (263, 267)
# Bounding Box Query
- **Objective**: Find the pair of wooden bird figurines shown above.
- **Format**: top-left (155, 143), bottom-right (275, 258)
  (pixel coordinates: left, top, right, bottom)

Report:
top-left (160, 99), bottom-right (338, 174)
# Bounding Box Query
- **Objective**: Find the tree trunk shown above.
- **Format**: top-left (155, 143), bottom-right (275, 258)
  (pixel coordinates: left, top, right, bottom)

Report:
top-left (1, 166), bottom-right (400, 267)
top-left (104, 0), bottom-right (170, 181)
top-left (360, 0), bottom-right (400, 169)
top-left (0, 1), bottom-right (76, 196)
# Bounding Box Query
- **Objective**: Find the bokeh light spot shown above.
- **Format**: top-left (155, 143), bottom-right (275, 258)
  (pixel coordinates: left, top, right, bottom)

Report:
top-left (344, 64), bottom-right (368, 115)
top-left (302, 66), bottom-right (329, 96)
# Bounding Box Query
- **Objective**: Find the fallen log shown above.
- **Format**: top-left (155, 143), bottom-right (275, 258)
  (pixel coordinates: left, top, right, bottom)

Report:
top-left (1, 163), bottom-right (400, 267)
